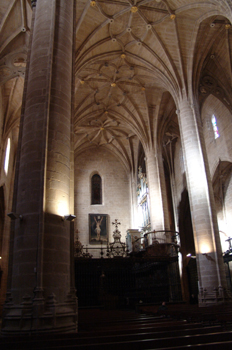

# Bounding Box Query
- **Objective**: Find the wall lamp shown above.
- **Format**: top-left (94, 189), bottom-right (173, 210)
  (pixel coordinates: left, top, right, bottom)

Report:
top-left (7, 212), bottom-right (23, 220)
top-left (63, 214), bottom-right (76, 222)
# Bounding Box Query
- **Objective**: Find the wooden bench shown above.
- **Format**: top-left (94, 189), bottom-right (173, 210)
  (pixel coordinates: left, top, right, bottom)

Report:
top-left (1, 308), bottom-right (232, 350)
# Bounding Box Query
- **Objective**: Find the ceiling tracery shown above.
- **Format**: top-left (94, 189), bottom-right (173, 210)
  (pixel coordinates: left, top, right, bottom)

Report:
top-left (0, 0), bottom-right (231, 173)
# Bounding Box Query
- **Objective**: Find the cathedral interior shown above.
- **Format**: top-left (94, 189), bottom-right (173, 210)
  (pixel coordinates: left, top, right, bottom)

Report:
top-left (0, 0), bottom-right (232, 335)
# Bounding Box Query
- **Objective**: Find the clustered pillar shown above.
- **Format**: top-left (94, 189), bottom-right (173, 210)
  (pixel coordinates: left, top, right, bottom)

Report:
top-left (177, 97), bottom-right (227, 304)
top-left (2, 0), bottom-right (77, 334)
top-left (145, 148), bottom-right (165, 242)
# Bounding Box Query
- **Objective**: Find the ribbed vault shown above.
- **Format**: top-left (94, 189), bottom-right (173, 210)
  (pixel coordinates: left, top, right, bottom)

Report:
top-left (0, 0), bottom-right (232, 172)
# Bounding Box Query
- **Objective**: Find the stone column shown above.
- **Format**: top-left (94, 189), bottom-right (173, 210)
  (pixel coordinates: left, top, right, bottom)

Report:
top-left (129, 171), bottom-right (139, 228)
top-left (177, 98), bottom-right (228, 305)
top-left (2, 0), bottom-right (77, 334)
top-left (157, 146), bottom-right (172, 239)
top-left (145, 148), bottom-right (165, 243)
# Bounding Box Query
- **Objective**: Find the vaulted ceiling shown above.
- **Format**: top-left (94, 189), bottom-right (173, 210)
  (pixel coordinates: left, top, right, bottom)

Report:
top-left (0, 0), bottom-right (232, 174)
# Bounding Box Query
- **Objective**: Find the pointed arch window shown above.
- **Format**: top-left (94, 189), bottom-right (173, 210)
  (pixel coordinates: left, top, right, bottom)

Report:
top-left (212, 114), bottom-right (220, 139)
top-left (4, 138), bottom-right (11, 174)
top-left (91, 174), bottom-right (102, 205)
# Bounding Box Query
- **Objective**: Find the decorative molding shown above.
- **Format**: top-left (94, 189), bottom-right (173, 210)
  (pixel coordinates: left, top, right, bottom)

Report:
top-left (31, 0), bottom-right (37, 8)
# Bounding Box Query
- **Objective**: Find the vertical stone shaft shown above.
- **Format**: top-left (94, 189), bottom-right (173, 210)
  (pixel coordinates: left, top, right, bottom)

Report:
top-left (9, 0), bottom-right (74, 307)
top-left (130, 172), bottom-right (138, 228)
top-left (146, 148), bottom-right (165, 236)
top-left (157, 147), bottom-right (171, 233)
top-left (178, 98), bottom-right (226, 294)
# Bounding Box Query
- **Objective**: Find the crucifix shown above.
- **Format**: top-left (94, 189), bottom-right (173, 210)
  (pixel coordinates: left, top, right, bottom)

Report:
top-left (112, 219), bottom-right (121, 230)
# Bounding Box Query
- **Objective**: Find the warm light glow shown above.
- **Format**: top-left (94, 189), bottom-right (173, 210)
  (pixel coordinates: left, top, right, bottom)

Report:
top-left (200, 243), bottom-right (211, 255)
top-left (57, 200), bottom-right (69, 217)
top-left (186, 148), bottom-right (209, 198)
top-left (4, 138), bottom-right (10, 174)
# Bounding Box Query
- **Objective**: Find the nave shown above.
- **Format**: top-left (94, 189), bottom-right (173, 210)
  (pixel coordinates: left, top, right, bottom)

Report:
top-left (0, 306), bottom-right (232, 349)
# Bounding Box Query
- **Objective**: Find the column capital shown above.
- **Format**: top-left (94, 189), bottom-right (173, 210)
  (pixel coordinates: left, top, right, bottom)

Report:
top-left (31, 0), bottom-right (37, 8)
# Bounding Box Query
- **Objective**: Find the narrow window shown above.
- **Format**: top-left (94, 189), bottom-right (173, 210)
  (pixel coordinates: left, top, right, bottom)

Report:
top-left (91, 174), bottom-right (102, 205)
top-left (212, 114), bottom-right (219, 139)
top-left (4, 138), bottom-right (10, 174)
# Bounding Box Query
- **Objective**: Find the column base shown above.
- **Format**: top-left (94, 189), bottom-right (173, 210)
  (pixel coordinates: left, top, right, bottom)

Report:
top-left (1, 293), bottom-right (78, 335)
top-left (198, 286), bottom-right (232, 307)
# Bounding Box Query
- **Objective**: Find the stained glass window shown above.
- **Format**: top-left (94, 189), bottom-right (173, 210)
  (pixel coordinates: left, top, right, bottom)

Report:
top-left (4, 138), bottom-right (10, 174)
top-left (212, 114), bottom-right (219, 139)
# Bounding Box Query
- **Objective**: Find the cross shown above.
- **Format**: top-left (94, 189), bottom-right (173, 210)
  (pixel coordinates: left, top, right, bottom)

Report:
top-left (112, 219), bottom-right (121, 229)
top-left (226, 237), bottom-right (232, 249)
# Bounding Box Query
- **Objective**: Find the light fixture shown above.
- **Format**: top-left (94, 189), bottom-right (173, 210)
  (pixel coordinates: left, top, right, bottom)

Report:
top-left (63, 214), bottom-right (76, 222)
top-left (7, 212), bottom-right (23, 220)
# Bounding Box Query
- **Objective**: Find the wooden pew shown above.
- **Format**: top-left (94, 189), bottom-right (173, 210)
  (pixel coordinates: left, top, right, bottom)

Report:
top-left (1, 307), bottom-right (232, 350)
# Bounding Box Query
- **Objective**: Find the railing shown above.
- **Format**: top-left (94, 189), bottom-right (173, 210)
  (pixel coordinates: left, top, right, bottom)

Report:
top-left (132, 230), bottom-right (179, 251)
top-left (74, 230), bottom-right (180, 259)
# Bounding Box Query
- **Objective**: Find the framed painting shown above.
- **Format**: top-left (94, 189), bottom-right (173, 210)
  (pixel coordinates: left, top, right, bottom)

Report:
top-left (89, 214), bottom-right (108, 244)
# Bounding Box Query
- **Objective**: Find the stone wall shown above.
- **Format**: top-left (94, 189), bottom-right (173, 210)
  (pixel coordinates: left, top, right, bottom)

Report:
top-left (202, 95), bottom-right (232, 280)
top-left (202, 95), bottom-right (232, 176)
top-left (74, 147), bottom-right (131, 258)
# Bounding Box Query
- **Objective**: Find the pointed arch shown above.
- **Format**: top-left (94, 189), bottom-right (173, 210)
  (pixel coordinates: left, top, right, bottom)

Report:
top-left (91, 173), bottom-right (102, 205)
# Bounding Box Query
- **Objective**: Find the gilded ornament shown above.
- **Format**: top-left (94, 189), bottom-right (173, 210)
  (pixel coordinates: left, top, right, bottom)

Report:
top-left (170, 14), bottom-right (176, 20)
top-left (90, 1), bottom-right (96, 7)
top-left (131, 6), bottom-right (138, 13)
